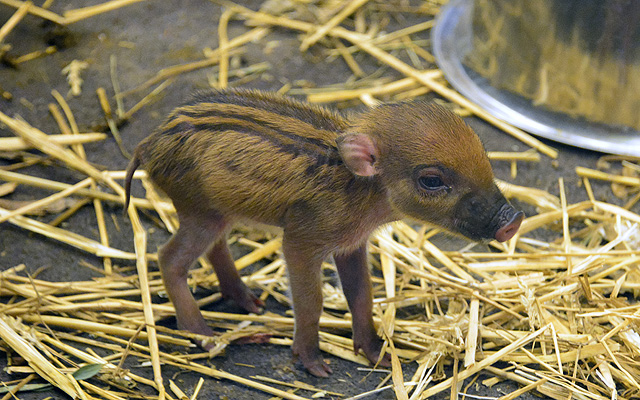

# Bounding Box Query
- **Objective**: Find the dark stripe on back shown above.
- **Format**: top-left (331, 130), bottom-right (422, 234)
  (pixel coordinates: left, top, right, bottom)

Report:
top-left (184, 89), bottom-right (347, 132)
top-left (177, 108), bottom-right (336, 152)
top-left (195, 122), bottom-right (342, 162)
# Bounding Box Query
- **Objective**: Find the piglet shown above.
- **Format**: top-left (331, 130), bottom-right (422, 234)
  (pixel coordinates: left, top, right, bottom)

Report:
top-left (125, 89), bottom-right (524, 377)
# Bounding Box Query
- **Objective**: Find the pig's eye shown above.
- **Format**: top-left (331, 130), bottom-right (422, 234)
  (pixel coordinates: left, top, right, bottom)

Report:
top-left (418, 175), bottom-right (448, 192)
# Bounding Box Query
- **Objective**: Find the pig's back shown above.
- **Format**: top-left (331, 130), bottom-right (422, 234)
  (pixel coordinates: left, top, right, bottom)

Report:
top-left (137, 89), bottom-right (376, 226)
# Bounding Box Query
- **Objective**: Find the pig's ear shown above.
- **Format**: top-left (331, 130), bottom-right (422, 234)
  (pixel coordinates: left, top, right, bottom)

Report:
top-left (336, 133), bottom-right (380, 177)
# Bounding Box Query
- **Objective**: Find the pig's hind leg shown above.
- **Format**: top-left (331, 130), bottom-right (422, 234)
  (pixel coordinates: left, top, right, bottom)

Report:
top-left (158, 210), bottom-right (224, 339)
top-left (205, 238), bottom-right (264, 313)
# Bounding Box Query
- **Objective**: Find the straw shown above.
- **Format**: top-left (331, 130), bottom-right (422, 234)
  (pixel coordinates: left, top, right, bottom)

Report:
top-left (0, 0), bottom-right (31, 43)
top-left (0, 0), bottom-right (64, 24)
top-left (0, 316), bottom-right (81, 398)
top-left (299, 0), bottom-right (371, 51)
top-left (0, 133), bottom-right (107, 152)
top-left (127, 202), bottom-right (166, 399)
top-left (0, 177), bottom-right (92, 224)
top-left (50, 89), bottom-right (114, 275)
top-left (62, 0), bottom-right (146, 24)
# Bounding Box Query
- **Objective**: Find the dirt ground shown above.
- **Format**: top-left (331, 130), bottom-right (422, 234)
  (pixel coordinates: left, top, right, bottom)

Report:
top-left (0, 1), bottom-right (635, 399)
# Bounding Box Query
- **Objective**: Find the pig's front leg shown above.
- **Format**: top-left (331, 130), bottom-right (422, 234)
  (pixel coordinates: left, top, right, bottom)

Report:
top-left (283, 235), bottom-right (331, 377)
top-left (334, 244), bottom-right (390, 367)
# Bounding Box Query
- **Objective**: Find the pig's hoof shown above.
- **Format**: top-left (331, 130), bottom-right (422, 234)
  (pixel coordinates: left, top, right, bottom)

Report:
top-left (222, 286), bottom-right (265, 314)
top-left (199, 337), bottom-right (218, 351)
top-left (304, 357), bottom-right (333, 377)
top-left (178, 323), bottom-right (216, 350)
top-left (355, 338), bottom-right (391, 368)
top-left (293, 349), bottom-right (332, 377)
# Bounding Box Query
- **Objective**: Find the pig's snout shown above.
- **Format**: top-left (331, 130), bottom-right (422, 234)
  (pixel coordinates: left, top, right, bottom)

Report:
top-left (493, 204), bottom-right (524, 242)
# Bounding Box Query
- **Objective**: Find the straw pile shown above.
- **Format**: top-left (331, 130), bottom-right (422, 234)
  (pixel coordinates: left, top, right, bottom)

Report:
top-left (1, 1), bottom-right (640, 399)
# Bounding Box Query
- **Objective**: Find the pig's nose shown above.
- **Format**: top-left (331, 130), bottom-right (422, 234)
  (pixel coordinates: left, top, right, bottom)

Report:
top-left (495, 211), bottom-right (524, 242)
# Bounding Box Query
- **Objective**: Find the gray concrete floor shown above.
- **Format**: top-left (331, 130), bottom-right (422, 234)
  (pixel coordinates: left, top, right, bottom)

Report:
top-left (0, 1), bottom-right (635, 399)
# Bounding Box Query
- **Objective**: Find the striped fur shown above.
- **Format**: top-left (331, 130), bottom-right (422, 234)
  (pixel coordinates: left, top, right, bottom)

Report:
top-left (130, 89), bottom-right (388, 244)
top-left (123, 88), bottom-right (522, 376)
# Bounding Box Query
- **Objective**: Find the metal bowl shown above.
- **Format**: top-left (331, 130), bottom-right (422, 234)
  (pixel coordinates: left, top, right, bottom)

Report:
top-left (432, 0), bottom-right (640, 156)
